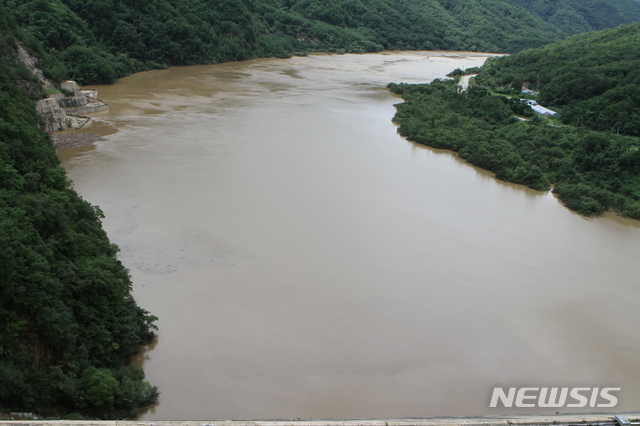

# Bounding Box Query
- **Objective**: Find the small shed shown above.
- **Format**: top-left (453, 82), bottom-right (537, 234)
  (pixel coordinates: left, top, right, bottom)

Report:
top-left (531, 104), bottom-right (559, 117)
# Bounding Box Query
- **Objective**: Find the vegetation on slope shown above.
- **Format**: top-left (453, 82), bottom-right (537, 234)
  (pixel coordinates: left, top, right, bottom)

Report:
top-left (280, 0), bottom-right (566, 53)
top-left (389, 80), bottom-right (640, 218)
top-left (2, 0), bottom-right (640, 417)
top-left (474, 23), bottom-right (640, 137)
top-left (0, 4), bottom-right (158, 419)
top-left (506, 0), bottom-right (640, 35)
top-left (6, 0), bottom-right (640, 84)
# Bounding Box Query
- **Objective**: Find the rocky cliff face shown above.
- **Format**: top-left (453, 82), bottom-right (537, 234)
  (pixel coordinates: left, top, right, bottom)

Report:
top-left (16, 43), bottom-right (109, 133)
top-left (16, 42), bottom-right (53, 90)
top-left (35, 97), bottom-right (69, 133)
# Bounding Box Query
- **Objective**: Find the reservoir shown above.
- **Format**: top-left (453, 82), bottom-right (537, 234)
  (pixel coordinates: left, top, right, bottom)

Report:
top-left (58, 52), bottom-right (640, 420)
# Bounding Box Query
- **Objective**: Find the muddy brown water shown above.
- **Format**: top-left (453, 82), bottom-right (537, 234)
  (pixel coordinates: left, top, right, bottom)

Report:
top-left (57, 52), bottom-right (640, 420)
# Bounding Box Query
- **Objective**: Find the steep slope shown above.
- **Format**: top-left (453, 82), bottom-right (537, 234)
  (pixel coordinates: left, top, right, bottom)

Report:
top-left (1, 0), bottom-right (613, 84)
top-left (506, 0), bottom-right (640, 35)
top-left (389, 24), bottom-right (640, 219)
top-left (436, 0), bottom-right (564, 52)
top-left (0, 4), bottom-right (158, 418)
top-left (475, 23), bottom-right (640, 136)
top-left (283, 0), bottom-right (564, 52)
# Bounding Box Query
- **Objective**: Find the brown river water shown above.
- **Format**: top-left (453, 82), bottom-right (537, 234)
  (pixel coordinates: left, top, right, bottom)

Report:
top-left (57, 52), bottom-right (640, 420)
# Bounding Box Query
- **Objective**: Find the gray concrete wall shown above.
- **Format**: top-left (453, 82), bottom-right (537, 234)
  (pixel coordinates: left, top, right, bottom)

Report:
top-left (63, 102), bottom-right (109, 116)
top-left (57, 95), bottom-right (91, 109)
top-left (2, 413), bottom-right (640, 426)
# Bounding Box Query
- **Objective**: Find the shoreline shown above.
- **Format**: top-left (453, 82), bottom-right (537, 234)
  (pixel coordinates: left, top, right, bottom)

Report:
top-left (52, 133), bottom-right (107, 149)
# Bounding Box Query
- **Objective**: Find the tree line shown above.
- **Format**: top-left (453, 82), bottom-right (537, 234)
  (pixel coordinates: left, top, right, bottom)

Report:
top-left (388, 77), bottom-right (640, 219)
top-left (5, 0), bottom-right (640, 84)
top-left (0, 4), bottom-right (158, 418)
top-left (474, 22), bottom-right (640, 137)
top-left (2, 0), bottom-right (640, 418)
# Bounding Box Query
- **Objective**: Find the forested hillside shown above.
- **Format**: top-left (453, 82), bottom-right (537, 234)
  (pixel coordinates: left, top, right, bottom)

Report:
top-left (0, 4), bottom-right (158, 419)
top-left (2, 0), bottom-right (640, 418)
top-left (5, 0), bottom-right (640, 84)
top-left (390, 23), bottom-right (640, 219)
top-left (474, 23), bottom-right (640, 136)
top-left (279, 0), bottom-right (566, 52)
top-left (506, 0), bottom-right (640, 35)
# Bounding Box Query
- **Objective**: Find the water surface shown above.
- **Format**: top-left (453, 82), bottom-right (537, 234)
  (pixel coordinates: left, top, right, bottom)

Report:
top-left (58, 52), bottom-right (640, 420)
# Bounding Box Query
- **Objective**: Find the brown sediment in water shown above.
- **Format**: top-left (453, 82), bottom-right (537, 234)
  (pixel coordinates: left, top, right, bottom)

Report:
top-left (58, 52), bottom-right (640, 420)
top-left (52, 133), bottom-right (107, 149)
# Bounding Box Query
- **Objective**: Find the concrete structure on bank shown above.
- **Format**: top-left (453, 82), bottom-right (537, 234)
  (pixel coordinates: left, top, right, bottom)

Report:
top-left (35, 97), bottom-right (70, 133)
top-left (15, 43), bottom-right (109, 133)
top-left (36, 82), bottom-right (109, 133)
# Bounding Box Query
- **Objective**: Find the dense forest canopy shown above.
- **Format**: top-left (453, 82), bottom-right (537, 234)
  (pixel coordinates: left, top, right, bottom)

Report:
top-left (474, 23), bottom-right (640, 137)
top-left (2, 0), bottom-right (640, 419)
top-left (4, 0), bottom-right (640, 84)
top-left (390, 80), bottom-right (640, 219)
top-left (505, 0), bottom-right (640, 35)
top-left (0, 4), bottom-right (158, 419)
top-left (390, 23), bottom-right (640, 219)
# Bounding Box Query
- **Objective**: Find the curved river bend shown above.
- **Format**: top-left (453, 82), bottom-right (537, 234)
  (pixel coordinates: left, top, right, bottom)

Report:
top-left (58, 52), bottom-right (640, 420)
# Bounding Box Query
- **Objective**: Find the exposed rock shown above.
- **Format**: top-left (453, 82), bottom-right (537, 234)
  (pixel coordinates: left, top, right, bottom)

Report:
top-left (15, 44), bottom-right (110, 135)
top-left (60, 80), bottom-right (80, 92)
top-left (51, 133), bottom-right (107, 149)
top-left (16, 42), bottom-right (54, 89)
top-left (36, 98), bottom-right (70, 133)
top-left (37, 84), bottom-right (109, 133)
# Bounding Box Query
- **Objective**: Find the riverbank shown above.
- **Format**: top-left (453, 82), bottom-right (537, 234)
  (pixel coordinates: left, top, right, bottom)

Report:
top-left (2, 413), bottom-right (640, 426)
top-left (55, 52), bottom-right (640, 419)
top-left (51, 133), bottom-right (107, 149)
top-left (388, 78), bottom-right (640, 219)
